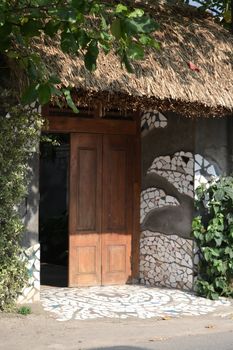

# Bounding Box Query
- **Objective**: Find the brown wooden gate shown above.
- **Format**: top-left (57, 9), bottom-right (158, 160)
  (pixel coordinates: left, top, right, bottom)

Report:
top-left (69, 133), bottom-right (133, 286)
top-left (43, 109), bottom-right (141, 287)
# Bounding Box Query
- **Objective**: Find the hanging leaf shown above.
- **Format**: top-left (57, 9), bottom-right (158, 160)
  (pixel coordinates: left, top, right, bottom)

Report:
top-left (21, 84), bottom-right (39, 105)
top-left (111, 18), bottom-right (122, 39)
top-left (63, 89), bottom-right (79, 113)
top-left (84, 40), bottom-right (99, 71)
top-left (38, 83), bottom-right (52, 105)
top-left (126, 43), bottom-right (144, 60)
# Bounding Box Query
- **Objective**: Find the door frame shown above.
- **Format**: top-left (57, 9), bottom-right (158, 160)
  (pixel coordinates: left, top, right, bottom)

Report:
top-left (42, 106), bottom-right (141, 281)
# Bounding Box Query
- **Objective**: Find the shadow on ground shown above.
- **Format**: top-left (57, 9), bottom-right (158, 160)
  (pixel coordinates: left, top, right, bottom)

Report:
top-left (91, 347), bottom-right (149, 350)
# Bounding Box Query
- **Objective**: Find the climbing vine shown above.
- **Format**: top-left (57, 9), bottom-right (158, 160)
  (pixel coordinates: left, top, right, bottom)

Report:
top-left (0, 102), bottom-right (43, 310)
top-left (192, 177), bottom-right (233, 299)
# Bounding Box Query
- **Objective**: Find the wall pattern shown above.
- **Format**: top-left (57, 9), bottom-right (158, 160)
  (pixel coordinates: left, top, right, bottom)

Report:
top-left (148, 152), bottom-right (194, 197)
top-left (140, 111), bottom-right (195, 291)
top-left (140, 111), bottom-right (223, 291)
top-left (18, 243), bottom-right (40, 303)
top-left (141, 110), bottom-right (167, 136)
top-left (140, 187), bottom-right (179, 223)
top-left (140, 231), bottom-right (194, 290)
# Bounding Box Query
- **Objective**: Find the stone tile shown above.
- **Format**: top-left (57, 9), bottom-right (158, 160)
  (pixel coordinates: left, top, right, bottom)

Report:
top-left (40, 285), bottom-right (232, 322)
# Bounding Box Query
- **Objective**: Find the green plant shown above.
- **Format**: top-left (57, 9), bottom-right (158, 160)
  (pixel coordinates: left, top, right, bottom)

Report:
top-left (17, 305), bottom-right (31, 315)
top-left (0, 104), bottom-right (43, 311)
top-left (192, 176), bottom-right (233, 299)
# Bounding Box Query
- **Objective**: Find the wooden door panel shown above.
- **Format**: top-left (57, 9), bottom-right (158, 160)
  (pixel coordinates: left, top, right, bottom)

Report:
top-left (102, 234), bottom-right (131, 284)
top-left (77, 147), bottom-right (98, 231)
top-left (102, 135), bottom-right (133, 284)
top-left (69, 134), bottom-right (102, 286)
top-left (105, 148), bottom-right (127, 231)
top-left (69, 235), bottom-right (101, 286)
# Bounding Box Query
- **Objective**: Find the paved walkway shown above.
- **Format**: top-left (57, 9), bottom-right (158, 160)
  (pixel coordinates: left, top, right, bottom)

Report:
top-left (40, 285), bottom-right (232, 321)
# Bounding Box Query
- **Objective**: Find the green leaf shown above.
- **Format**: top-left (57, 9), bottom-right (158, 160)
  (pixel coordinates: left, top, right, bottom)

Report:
top-left (115, 4), bottom-right (128, 13)
top-left (224, 246), bottom-right (233, 258)
top-left (224, 187), bottom-right (233, 201)
top-left (122, 53), bottom-right (134, 73)
top-left (223, 9), bottom-right (231, 23)
top-left (50, 85), bottom-right (63, 97)
top-left (21, 20), bottom-right (42, 37)
top-left (84, 40), bottom-right (99, 71)
top-left (63, 89), bottom-right (79, 113)
top-left (111, 18), bottom-right (122, 39)
top-left (57, 8), bottom-right (77, 23)
top-left (128, 9), bottom-right (144, 18)
top-left (0, 23), bottom-right (12, 37)
top-left (49, 75), bottom-right (61, 84)
top-left (101, 15), bottom-right (108, 30)
top-left (214, 236), bottom-right (223, 247)
top-left (76, 30), bottom-right (90, 49)
top-left (72, 0), bottom-right (86, 11)
top-left (126, 43), bottom-right (144, 60)
top-left (123, 16), bottom-right (159, 35)
top-left (214, 189), bottom-right (225, 201)
top-left (21, 84), bottom-right (39, 105)
top-left (61, 32), bottom-right (77, 53)
top-left (139, 34), bottom-right (160, 49)
top-left (38, 84), bottom-right (51, 105)
top-left (44, 21), bottom-right (60, 37)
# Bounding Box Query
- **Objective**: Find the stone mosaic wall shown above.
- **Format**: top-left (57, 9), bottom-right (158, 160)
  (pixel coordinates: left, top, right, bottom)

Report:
top-left (18, 243), bottom-right (40, 303)
top-left (141, 110), bottom-right (167, 136)
top-left (140, 231), bottom-right (194, 290)
top-left (140, 188), bottom-right (179, 223)
top-left (140, 111), bottom-right (195, 291)
top-left (148, 152), bottom-right (194, 197)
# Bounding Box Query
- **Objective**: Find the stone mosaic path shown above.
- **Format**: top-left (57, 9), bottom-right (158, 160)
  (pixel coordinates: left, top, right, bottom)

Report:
top-left (40, 285), bottom-right (232, 322)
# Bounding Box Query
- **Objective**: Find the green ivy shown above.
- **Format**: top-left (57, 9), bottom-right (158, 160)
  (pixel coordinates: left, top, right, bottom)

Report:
top-left (0, 103), bottom-right (43, 311)
top-left (192, 177), bottom-right (233, 300)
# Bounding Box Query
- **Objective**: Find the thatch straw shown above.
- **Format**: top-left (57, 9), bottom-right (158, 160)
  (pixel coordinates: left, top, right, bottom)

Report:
top-left (34, 0), bottom-right (233, 117)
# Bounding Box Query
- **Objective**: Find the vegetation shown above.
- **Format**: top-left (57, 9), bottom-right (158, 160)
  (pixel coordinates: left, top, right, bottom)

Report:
top-left (192, 177), bottom-right (233, 299)
top-left (17, 305), bottom-right (31, 315)
top-left (0, 0), bottom-right (159, 107)
top-left (0, 106), bottom-right (42, 310)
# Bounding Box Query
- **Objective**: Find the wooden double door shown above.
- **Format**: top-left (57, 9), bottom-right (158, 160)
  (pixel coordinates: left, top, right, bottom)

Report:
top-left (69, 133), bottom-right (133, 286)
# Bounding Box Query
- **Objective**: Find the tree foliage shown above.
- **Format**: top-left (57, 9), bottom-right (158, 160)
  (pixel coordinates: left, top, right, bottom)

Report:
top-left (0, 0), bottom-right (159, 108)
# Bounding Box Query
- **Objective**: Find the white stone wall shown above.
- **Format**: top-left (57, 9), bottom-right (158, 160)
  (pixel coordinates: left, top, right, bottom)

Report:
top-left (148, 152), bottom-right (194, 198)
top-left (140, 187), bottom-right (179, 223)
top-left (140, 231), bottom-right (194, 290)
top-left (141, 110), bottom-right (168, 131)
top-left (18, 244), bottom-right (40, 303)
top-left (140, 111), bottom-right (195, 290)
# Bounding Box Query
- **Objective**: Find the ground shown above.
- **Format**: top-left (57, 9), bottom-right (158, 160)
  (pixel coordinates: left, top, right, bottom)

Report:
top-left (1, 286), bottom-right (233, 350)
top-left (0, 306), bottom-right (233, 350)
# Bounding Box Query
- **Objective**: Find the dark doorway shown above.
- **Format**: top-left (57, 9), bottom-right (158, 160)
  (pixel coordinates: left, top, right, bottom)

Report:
top-left (39, 133), bottom-right (70, 287)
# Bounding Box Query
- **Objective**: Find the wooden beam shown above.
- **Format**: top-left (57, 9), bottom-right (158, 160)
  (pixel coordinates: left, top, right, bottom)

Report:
top-left (43, 116), bottom-right (137, 135)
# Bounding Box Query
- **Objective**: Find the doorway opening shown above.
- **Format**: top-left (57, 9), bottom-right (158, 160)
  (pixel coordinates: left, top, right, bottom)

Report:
top-left (39, 133), bottom-right (70, 287)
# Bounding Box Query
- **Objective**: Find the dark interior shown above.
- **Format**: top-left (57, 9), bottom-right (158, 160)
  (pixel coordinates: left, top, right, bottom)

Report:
top-left (39, 133), bottom-right (70, 286)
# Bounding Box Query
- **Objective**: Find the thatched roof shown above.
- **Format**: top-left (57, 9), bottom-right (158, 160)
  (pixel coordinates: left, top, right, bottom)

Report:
top-left (35, 0), bottom-right (233, 117)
